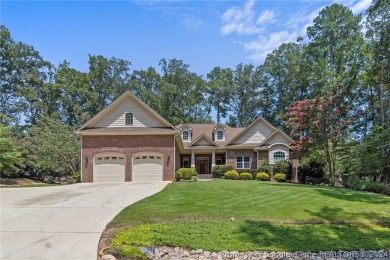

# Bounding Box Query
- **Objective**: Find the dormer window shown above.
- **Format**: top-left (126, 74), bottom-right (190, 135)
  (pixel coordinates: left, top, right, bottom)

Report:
top-left (125, 113), bottom-right (133, 125)
top-left (216, 130), bottom-right (224, 140)
top-left (182, 131), bottom-right (189, 141)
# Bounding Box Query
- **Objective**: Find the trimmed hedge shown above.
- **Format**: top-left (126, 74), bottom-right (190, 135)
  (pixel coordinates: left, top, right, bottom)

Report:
top-left (239, 172), bottom-right (252, 180)
top-left (235, 169), bottom-right (257, 178)
top-left (212, 165), bottom-right (234, 178)
top-left (224, 170), bottom-right (239, 180)
top-left (175, 168), bottom-right (197, 181)
top-left (274, 173), bottom-right (287, 182)
top-left (256, 172), bottom-right (270, 181)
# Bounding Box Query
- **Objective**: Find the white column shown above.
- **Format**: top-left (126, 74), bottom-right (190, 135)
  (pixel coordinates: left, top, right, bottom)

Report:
top-left (212, 151), bottom-right (216, 167)
top-left (191, 151), bottom-right (195, 168)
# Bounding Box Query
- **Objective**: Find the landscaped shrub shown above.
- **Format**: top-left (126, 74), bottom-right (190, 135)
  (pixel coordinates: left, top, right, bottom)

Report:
top-left (256, 160), bottom-right (271, 174)
top-left (239, 172), bottom-right (252, 180)
top-left (175, 168), bottom-right (197, 181)
top-left (212, 165), bottom-right (233, 178)
top-left (256, 172), bottom-right (270, 181)
top-left (224, 170), bottom-right (239, 180)
top-left (274, 173), bottom-right (287, 182)
top-left (235, 169), bottom-right (257, 178)
top-left (273, 160), bottom-right (290, 175)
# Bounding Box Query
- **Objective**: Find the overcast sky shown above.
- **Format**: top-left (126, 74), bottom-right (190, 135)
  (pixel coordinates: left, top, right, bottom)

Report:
top-left (2, 0), bottom-right (371, 76)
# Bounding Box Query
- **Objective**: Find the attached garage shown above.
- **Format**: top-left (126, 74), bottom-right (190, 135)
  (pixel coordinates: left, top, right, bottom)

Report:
top-left (94, 153), bottom-right (125, 182)
top-left (133, 153), bottom-right (163, 182)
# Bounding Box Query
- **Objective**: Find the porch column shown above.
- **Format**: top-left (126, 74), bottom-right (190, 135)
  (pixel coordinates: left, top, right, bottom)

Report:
top-left (191, 151), bottom-right (195, 168)
top-left (212, 151), bottom-right (216, 167)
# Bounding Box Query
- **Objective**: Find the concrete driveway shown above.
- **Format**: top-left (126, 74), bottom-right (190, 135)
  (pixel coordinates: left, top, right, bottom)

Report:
top-left (0, 182), bottom-right (169, 260)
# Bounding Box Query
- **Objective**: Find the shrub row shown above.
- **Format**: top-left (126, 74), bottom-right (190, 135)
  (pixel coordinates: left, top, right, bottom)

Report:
top-left (222, 170), bottom-right (286, 182)
top-left (224, 170), bottom-right (253, 180)
top-left (212, 160), bottom-right (292, 181)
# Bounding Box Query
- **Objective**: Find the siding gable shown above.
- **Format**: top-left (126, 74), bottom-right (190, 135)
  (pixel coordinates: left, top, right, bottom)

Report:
top-left (269, 144), bottom-right (290, 164)
top-left (263, 131), bottom-right (292, 146)
top-left (233, 120), bottom-right (274, 145)
top-left (92, 98), bottom-right (166, 128)
top-left (189, 135), bottom-right (218, 147)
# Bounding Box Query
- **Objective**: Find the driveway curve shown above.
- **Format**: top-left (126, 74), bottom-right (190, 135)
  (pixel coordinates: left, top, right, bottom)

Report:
top-left (0, 182), bottom-right (169, 260)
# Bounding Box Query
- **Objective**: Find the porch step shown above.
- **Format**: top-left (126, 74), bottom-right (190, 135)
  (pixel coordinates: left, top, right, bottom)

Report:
top-left (198, 174), bottom-right (212, 179)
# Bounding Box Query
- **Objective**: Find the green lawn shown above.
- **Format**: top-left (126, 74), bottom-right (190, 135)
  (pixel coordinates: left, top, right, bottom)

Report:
top-left (112, 221), bottom-right (390, 253)
top-left (109, 180), bottom-right (390, 257)
top-left (109, 180), bottom-right (390, 227)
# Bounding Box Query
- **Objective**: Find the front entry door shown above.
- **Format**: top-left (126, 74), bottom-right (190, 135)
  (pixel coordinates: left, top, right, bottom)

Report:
top-left (196, 157), bottom-right (209, 174)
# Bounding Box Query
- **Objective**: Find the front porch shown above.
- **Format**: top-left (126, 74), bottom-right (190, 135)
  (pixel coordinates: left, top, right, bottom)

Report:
top-left (180, 151), bottom-right (226, 176)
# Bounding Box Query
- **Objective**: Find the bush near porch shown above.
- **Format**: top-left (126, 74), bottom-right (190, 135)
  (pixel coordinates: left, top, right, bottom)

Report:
top-left (211, 165), bottom-right (233, 178)
top-left (211, 160), bottom-right (292, 182)
top-left (175, 168), bottom-right (197, 181)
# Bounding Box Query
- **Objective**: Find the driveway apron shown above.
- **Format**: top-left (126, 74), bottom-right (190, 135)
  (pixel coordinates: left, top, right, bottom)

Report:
top-left (0, 182), bottom-right (168, 260)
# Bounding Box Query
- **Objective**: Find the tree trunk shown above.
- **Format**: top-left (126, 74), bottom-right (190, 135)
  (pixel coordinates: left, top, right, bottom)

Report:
top-left (325, 140), bottom-right (335, 186)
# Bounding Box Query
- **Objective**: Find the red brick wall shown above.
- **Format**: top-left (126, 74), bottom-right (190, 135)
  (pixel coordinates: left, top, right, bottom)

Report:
top-left (257, 151), bottom-right (268, 168)
top-left (174, 138), bottom-right (180, 173)
top-left (81, 135), bottom-right (175, 182)
top-left (226, 149), bottom-right (257, 169)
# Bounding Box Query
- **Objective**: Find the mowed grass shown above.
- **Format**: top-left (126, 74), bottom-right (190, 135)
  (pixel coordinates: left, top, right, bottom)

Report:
top-left (109, 180), bottom-right (390, 227)
top-left (111, 221), bottom-right (390, 252)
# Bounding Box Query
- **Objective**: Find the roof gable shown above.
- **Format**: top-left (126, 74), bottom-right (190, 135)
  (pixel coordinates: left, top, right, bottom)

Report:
top-left (177, 123), bottom-right (193, 131)
top-left (256, 129), bottom-right (293, 148)
top-left (213, 123), bottom-right (227, 132)
top-left (77, 91), bottom-right (175, 131)
top-left (226, 117), bottom-right (276, 146)
top-left (188, 134), bottom-right (220, 148)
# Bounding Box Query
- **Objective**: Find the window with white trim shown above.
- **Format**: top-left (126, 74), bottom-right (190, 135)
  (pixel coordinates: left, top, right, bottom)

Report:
top-left (182, 131), bottom-right (189, 141)
top-left (236, 156), bottom-right (251, 169)
top-left (274, 151), bottom-right (286, 163)
top-left (216, 130), bottom-right (224, 140)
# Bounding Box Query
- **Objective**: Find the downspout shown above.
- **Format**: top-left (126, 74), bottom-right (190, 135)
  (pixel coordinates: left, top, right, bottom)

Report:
top-left (173, 136), bottom-right (176, 180)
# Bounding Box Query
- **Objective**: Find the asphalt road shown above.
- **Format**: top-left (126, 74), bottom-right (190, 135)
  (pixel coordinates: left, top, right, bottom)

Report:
top-left (0, 182), bottom-right (169, 260)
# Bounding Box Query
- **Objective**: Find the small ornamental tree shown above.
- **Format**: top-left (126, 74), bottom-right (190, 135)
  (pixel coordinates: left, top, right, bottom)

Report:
top-left (287, 95), bottom-right (354, 186)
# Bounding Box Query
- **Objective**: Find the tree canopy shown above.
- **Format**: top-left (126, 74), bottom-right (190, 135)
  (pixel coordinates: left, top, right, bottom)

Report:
top-left (0, 1), bottom-right (389, 185)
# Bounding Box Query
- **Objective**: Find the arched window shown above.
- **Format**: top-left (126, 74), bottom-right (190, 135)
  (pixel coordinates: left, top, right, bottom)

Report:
top-left (125, 113), bottom-right (133, 125)
top-left (216, 130), bottom-right (224, 140)
top-left (182, 131), bottom-right (189, 141)
top-left (274, 151), bottom-right (285, 163)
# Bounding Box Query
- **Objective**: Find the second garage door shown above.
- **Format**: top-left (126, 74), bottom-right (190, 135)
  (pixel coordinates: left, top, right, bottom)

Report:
top-left (133, 153), bottom-right (163, 182)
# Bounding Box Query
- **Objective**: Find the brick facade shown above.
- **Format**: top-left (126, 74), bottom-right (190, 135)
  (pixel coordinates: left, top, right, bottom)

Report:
top-left (256, 151), bottom-right (268, 168)
top-left (226, 149), bottom-right (257, 169)
top-left (82, 135), bottom-right (175, 182)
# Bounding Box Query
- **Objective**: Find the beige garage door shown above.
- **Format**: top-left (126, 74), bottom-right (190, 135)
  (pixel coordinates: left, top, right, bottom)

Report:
top-left (94, 154), bottom-right (125, 182)
top-left (133, 153), bottom-right (163, 182)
